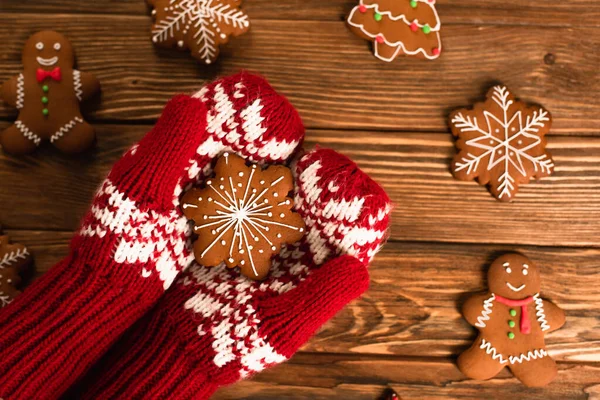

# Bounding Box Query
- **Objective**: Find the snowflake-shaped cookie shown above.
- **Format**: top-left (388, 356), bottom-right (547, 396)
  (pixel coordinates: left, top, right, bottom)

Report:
top-left (450, 86), bottom-right (554, 201)
top-left (0, 233), bottom-right (33, 308)
top-left (148, 0), bottom-right (250, 64)
top-left (181, 153), bottom-right (306, 280)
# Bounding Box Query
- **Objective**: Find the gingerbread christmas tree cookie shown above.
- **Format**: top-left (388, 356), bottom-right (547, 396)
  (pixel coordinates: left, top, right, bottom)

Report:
top-left (181, 153), bottom-right (305, 280)
top-left (347, 0), bottom-right (442, 62)
top-left (0, 232), bottom-right (33, 308)
top-left (458, 253), bottom-right (565, 387)
top-left (0, 31), bottom-right (100, 155)
top-left (148, 0), bottom-right (250, 64)
top-left (450, 85), bottom-right (554, 201)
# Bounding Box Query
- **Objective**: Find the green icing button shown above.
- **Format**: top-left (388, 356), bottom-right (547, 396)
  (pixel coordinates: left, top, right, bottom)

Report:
top-left (42, 108), bottom-right (49, 116)
top-left (508, 332), bottom-right (515, 339)
top-left (508, 320), bottom-right (516, 328)
top-left (509, 309), bottom-right (517, 316)
top-left (41, 96), bottom-right (49, 104)
top-left (374, 12), bottom-right (382, 22)
top-left (410, 0), bottom-right (418, 8)
top-left (42, 85), bottom-right (49, 92)
top-left (422, 24), bottom-right (431, 34)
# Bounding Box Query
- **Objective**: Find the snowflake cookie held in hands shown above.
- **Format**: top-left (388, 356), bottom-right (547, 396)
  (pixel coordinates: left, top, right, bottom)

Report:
top-left (181, 153), bottom-right (305, 280)
top-left (458, 253), bottom-right (565, 387)
top-left (0, 232), bottom-right (33, 308)
top-left (449, 86), bottom-right (554, 201)
top-left (148, 0), bottom-right (250, 64)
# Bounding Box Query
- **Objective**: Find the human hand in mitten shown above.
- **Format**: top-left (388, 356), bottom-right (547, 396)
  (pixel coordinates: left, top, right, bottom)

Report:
top-left (79, 148), bottom-right (391, 400)
top-left (0, 72), bottom-right (304, 400)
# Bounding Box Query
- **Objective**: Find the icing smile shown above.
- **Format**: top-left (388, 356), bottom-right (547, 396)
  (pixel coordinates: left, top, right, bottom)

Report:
top-left (506, 282), bottom-right (526, 292)
top-left (37, 56), bottom-right (58, 66)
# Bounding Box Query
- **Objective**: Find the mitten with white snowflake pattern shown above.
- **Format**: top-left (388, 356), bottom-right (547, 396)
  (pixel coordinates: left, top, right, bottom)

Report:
top-left (0, 72), bottom-right (304, 400)
top-left (78, 148), bottom-right (391, 400)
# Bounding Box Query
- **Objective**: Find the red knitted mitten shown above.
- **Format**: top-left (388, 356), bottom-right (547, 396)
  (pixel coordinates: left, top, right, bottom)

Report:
top-left (79, 148), bottom-right (391, 400)
top-left (0, 72), bottom-right (304, 399)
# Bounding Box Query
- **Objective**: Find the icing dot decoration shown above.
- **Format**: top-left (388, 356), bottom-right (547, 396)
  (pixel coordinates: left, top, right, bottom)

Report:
top-left (410, 0), bottom-right (418, 8)
top-left (422, 24), bottom-right (431, 34)
top-left (359, 4), bottom-right (367, 13)
top-left (42, 85), bottom-right (49, 93)
top-left (508, 320), bottom-right (516, 328)
top-left (508, 332), bottom-right (515, 339)
top-left (374, 12), bottom-right (382, 22)
top-left (181, 153), bottom-right (306, 280)
top-left (42, 108), bottom-right (49, 116)
top-left (510, 309), bottom-right (517, 317)
top-left (410, 22), bottom-right (418, 32)
top-left (376, 35), bottom-right (385, 44)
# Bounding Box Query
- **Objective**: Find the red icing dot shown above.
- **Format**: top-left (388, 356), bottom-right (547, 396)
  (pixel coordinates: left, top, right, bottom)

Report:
top-left (376, 35), bottom-right (384, 44)
top-left (428, 0), bottom-right (435, 3)
top-left (432, 47), bottom-right (441, 56)
top-left (410, 22), bottom-right (418, 32)
top-left (359, 5), bottom-right (367, 13)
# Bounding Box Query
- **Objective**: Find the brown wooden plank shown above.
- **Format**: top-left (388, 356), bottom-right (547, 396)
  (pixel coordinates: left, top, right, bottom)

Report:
top-left (8, 232), bottom-right (600, 363)
top-left (1, 125), bottom-right (599, 247)
top-left (211, 354), bottom-right (600, 399)
top-left (0, 15), bottom-right (598, 134)
top-left (1, 0), bottom-right (600, 27)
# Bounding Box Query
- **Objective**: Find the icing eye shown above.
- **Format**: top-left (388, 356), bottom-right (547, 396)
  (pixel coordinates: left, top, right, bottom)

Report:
top-left (36, 42), bottom-right (44, 50)
top-left (523, 269), bottom-right (529, 276)
top-left (505, 267), bottom-right (512, 274)
top-left (54, 43), bottom-right (61, 51)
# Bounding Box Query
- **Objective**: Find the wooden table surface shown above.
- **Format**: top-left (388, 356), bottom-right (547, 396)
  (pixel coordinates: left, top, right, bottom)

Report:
top-left (1, 1), bottom-right (599, 399)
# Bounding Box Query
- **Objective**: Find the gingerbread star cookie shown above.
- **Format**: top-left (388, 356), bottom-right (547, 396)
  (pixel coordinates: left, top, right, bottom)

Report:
top-left (458, 253), bottom-right (565, 387)
top-left (148, 0), bottom-right (250, 64)
top-left (450, 85), bottom-right (554, 201)
top-left (182, 153), bottom-right (305, 280)
top-left (347, 0), bottom-right (442, 62)
top-left (0, 232), bottom-right (33, 308)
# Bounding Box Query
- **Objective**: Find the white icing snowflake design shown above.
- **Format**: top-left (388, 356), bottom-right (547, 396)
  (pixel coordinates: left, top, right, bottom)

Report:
top-left (182, 153), bottom-right (305, 280)
top-left (451, 86), bottom-right (554, 200)
top-left (151, 0), bottom-right (250, 64)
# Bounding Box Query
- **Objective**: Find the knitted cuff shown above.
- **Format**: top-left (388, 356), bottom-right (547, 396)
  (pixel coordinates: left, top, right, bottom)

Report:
top-left (79, 304), bottom-right (217, 400)
top-left (0, 256), bottom-right (161, 399)
top-left (257, 255), bottom-right (370, 359)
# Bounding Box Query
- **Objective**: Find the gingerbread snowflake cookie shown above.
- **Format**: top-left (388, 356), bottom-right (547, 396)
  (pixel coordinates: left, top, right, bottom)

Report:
top-left (347, 0), bottom-right (442, 62)
top-left (148, 0), bottom-right (250, 64)
top-left (450, 86), bottom-right (554, 201)
top-left (1, 31), bottom-right (100, 155)
top-left (182, 153), bottom-right (305, 280)
top-left (458, 253), bottom-right (565, 387)
top-left (0, 232), bottom-right (33, 308)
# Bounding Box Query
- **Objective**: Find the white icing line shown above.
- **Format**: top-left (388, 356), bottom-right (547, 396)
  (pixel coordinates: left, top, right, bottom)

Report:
top-left (15, 120), bottom-right (41, 146)
top-left (475, 293), bottom-right (495, 328)
top-left (50, 117), bottom-right (83, 143)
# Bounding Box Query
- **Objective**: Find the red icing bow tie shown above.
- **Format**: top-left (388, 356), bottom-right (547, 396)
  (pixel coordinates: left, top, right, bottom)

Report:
top-left (36, 67), bottom-right (62, 83)
top-left (495, 294), bottom-right (534, 334)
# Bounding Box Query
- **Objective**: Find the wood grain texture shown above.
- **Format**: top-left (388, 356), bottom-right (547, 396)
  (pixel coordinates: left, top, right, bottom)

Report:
top-left (1, 0), bottom-right (600, 27)
top-left (7, 231), bottom-right (600, 364)
top-left (0, 15), bottom-right (598, 134)
top-left (211, 354), bottom-right (600, 400)
top-left (0, 1), bottom-right (598, 398)
top-left (1, 124), bottom-right (599, 247)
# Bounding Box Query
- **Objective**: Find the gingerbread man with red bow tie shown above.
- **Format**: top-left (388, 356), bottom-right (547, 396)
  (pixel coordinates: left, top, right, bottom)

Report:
top-left (1, 30), bottom-right (100, 155)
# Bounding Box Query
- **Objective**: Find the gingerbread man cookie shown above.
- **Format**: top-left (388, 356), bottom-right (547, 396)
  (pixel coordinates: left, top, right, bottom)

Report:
top-left (458, 253), bottom-right (565, 387)
top-left (450, 85), bottom-right (554, 201)
top-left (182, 153), bottom-right (305, 280)
top-left (148, 0), bottom-right (250, 65)
top-left (1, 31), bottom-right (100, 155)
top-left (0, 232), bottom-right (33, 308)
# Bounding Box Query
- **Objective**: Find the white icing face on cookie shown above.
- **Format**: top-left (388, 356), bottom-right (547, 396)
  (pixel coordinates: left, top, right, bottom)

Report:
top-left (22, 30), bottom-right (75, 70)
top-left (488, 253), bottom-right (541, 299)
